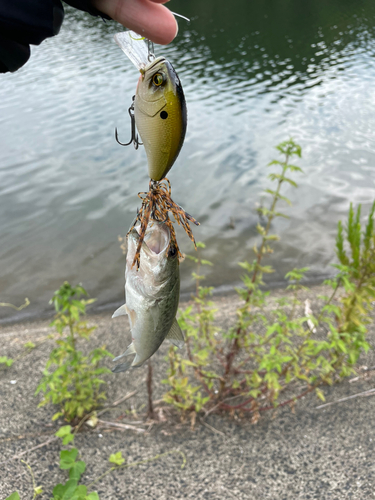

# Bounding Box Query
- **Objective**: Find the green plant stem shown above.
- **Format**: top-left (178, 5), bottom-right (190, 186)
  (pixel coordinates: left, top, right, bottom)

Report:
top-left (0, 298), bottom-right (30, 310)
top-left (221, 157), bottom-right (291, 393)
top-left (196, 249), bottom-right (201, 299)
top-left (317, 280), bottom-right (341, 324)
top-left (86, 450), bottom-right (186, 489)
top-left (340, 273), bottom-right (367, 331)
top-left (219, 381), bottom-right (320, 413)
top-left (184, 333), bottom-right (214, 398)
top-left (21, 460), bottom-right (40, 500)
top-left (147, 360), bottom-right (154, 420)
top-left (249, 157), bottom-right (289, 292)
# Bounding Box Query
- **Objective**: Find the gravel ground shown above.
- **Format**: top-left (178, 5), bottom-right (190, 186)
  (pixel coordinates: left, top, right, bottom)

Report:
top-left (1, 287), bottom-right (375, 500)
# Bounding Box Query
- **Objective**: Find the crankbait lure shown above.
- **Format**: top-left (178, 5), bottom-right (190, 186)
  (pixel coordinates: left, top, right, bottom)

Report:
top-left (115, 31), bottom-right (187, 182)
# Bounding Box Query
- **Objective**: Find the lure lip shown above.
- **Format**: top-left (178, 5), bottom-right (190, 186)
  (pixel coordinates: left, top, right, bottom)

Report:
top-left (114, 31), bottom-right (150, 71)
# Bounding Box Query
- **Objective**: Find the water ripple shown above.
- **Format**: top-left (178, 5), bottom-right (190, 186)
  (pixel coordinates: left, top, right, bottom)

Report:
top-left (1, 0), bottom-right (375, 320)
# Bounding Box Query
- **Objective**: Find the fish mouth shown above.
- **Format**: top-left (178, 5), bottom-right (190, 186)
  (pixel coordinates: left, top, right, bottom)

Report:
top-left (137, 223), bottom-right (170, 256)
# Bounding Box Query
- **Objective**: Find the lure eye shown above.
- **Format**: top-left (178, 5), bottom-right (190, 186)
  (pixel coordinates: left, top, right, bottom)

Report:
top-left (152, 73), bottom-right (164, 86)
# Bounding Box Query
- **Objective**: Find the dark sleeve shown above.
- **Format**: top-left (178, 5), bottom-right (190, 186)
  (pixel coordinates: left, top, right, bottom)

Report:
top-left (0, 0), bottom-right (111, 73)
top-left (64, 0), bottom-right (111, 20)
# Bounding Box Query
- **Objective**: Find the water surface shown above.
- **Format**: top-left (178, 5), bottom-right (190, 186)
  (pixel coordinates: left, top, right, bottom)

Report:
top-left (1, 0), bottom-right (375, 321)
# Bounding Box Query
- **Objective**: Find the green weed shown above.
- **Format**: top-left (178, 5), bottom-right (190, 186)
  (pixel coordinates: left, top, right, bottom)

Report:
top-left (163, 139), bottom-right (375, 421)
top-left (0, 298), bottom-right (30, 371)
top-left (0, 356), bottom-right (14, 368)
top-left (35, 282), bottom-right (112, 423)
top-left (5, 425), bottom-right (186, 500)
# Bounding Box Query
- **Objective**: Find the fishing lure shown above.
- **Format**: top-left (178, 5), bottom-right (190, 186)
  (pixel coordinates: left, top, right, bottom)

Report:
top-left (114, 31), bottom-right (198, 269)
top-left (115, 31), bottom-right (187, 182)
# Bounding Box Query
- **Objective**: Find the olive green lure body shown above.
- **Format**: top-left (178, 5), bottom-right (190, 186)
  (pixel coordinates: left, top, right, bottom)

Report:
top-left (134, 56), bottom-right (187, 181)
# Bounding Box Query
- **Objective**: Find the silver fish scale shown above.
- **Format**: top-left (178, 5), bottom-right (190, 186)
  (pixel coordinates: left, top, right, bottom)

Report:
top-left (112, 222), bottom-right (182, 372)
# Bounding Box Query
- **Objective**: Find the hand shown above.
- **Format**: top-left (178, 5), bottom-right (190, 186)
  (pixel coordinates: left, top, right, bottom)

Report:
top-left (92, 0), bottom-right (178, 45)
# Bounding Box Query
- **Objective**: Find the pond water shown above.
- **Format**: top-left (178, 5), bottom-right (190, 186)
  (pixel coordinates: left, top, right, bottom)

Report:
top-left (1, 0), bottom-right (375, 321)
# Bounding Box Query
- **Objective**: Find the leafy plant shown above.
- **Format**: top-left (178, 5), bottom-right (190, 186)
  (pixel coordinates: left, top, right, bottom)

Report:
top-left (163, 139), bottom-right (375, 420)
top-left (50, 426), bottom-right (100, 500)
top-left (35, 282), bottom-right (112, 423)
top-left (1, 338), bottom-right (38, 372)
top-left (0, 356), bottom-right (14, 368)
top-left (53, 427), bottom-right (185, 497)
top-left (4, 427), bottom-right (185, 500)
top-left (0, 298), bottom-right (30, 371)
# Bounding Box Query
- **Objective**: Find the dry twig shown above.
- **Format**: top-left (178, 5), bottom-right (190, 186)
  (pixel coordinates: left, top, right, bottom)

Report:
top-left (0, 436), bottom-right (59, 465)
top-left (97, 419), bottom-right (146, 433)
top-left (200, 419), bottom-right (226, 437)
top-left (316, 388), bottom-right (375, 409)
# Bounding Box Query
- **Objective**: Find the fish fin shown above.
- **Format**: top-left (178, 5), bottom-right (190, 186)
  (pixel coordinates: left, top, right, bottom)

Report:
top-left (166, 318), bottom-right (185, 349)
top-left (113, 343), bottom-right (136, 362)
top-left (126, 306), bottom-right (137, 329)
top-left (112, 304), bottom-right (127, 319)
top-left (112, 304), bottom-right (137, 329)
top-left (112, 358), bottom-right (134, 373)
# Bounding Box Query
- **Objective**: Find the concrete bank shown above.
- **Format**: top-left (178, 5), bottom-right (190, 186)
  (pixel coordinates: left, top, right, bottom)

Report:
top-left (1, 287), bottom-right (375, 499)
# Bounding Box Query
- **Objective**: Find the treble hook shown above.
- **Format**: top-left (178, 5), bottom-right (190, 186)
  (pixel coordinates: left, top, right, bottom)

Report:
top-left (115, 95), bottom-right (143, 150)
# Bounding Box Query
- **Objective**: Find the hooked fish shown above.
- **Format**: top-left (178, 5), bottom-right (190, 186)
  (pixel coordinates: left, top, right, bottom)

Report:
top-left (115, 32), bottom-right (187, 181)
top-left (112, 221), bottom-right (184, 373)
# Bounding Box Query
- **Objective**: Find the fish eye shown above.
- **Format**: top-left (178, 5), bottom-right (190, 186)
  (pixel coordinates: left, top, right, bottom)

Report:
top-left (168, 246), bottom-right (177, 257)
top-left (152, 73), bottom-right (164, 86)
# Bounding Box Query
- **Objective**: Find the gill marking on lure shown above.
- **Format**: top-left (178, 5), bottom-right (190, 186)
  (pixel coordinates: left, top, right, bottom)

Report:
top-left (115, 95), bottom-right (142, 149)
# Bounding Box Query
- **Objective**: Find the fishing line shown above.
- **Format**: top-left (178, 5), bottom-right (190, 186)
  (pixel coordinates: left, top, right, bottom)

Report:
top-left (170, 11), bottom-right (190, 22)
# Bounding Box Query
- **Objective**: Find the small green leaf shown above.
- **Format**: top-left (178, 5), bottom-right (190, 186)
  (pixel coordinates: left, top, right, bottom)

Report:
top-left (55, 425), bottom-right (74, 445)
top-left (0, 356), bottom-right (14, 367)
top-left (52, 479), bottom-right (78, 500)
top-left (201, 259), bottom-right (213, 266)
top-left (109, 451), bottom-right (125, 466)
top-left (60, 448), bottom-right (79, 469)
top-left (24, 341), bottom-right (36, 349)
top-left (86, 493), bottom-right (100, 500)
top-left (69, 461), bottom-right (86, 480)
top-left (315, 388), bottom-right (325, 402)
top-left (34, 485), bottom-right (43, 496)
top-left (5, 493), bottom-right (20, 500)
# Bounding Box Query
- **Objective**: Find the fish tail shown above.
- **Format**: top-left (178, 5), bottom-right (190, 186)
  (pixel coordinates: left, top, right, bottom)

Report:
top-left (113, 342), bottom-right (136, 362)
top-left (112, 358), bottom-right (134, 373)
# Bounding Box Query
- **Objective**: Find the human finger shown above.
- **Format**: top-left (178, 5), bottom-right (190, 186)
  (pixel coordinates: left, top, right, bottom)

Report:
top-left (92, 0), bottom-right (178, 45)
